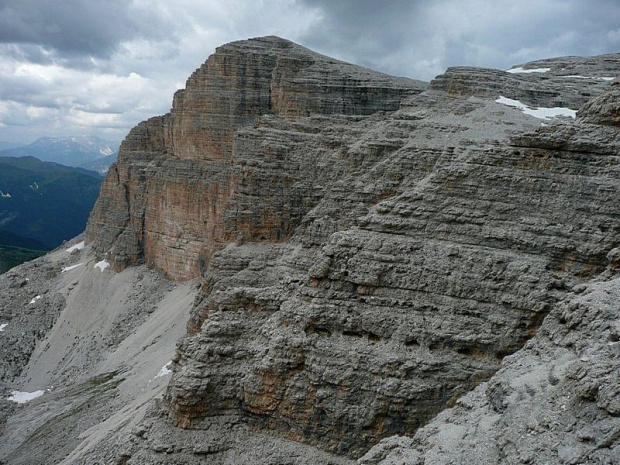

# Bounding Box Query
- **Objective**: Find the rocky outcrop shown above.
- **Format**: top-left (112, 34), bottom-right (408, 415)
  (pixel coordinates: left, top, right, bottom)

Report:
top-left (361, 275), bottom-right (620, 465)
top-left (579, 87), bottom-right (620, 126)
top-left (86, 36), bottom-right (425, 280)
top-left (431, 54), bottom-right (619, 108)
top-left (356, 82), bottom-right (620, 465)
top-left (0, 259), bottom-right (66, 385)
top-left (162, 83), bottom-right (620, 459)
top-left (4, 38), bottom-right (620, 464)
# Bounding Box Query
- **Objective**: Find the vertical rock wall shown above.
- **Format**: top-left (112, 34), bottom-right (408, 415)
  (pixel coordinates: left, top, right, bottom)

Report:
top-left (86, 36), bottom-right (425, 280)
top-left (83, 37), bottom-right (620, 461)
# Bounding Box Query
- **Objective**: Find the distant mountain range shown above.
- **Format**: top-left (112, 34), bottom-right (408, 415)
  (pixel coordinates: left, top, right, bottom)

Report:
top-left (0, 141), bottom-right (23, 151)
top-left (78, 152), bottom-right (118, 175)
top-left (0, 136), bottom-right (119, 171)
top-left (0, 156), bottom-right (103, 272)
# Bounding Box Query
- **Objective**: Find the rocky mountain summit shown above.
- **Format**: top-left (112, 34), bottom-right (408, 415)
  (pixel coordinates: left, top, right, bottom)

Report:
top-left (1, 37), bottom-right (619, 464)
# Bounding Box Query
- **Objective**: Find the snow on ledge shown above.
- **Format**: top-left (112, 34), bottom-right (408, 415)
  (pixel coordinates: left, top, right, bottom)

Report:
top-left (95, 260), bottom-right (110, 272)
top-left (62, 263), bottom-right (83, 273)
top-left (495, 96), bottom-right (577, 120)
top-left (66, 241), bottom-right (86, 253)
top-left (8, 390), bottom-right (45, 404)
top-left (561, 75), bottom-right (615, 81)
top-left (29, 295), bottom-right (42, 305)
top-left (0, 323), bottom-right (7, 332)
top-left (155, 361), bottom-right (173, 378)
top-left (506, 67), bottom-right (550, 74)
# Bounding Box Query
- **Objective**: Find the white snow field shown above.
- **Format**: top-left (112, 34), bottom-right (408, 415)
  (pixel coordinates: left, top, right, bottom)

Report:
top-left (8, 390), bottom-right (45, 404)
top-left (495, 96), bottom-right (577, 120)
top-left (66, 241), bottom-right (86, 253)
top-left (506, 67), bottom-right (550, 74)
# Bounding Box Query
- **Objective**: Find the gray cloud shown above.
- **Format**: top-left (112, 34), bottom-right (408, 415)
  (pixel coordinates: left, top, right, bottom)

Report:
top-left (297, 0), bottom-right (620, 79)
top-left (0, 0), bottom-right (173, 58)
top-left (0, 0), bottom-right (619, 144)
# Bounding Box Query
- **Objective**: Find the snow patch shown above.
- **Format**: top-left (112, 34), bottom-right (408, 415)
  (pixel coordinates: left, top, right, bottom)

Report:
top-left (0, 323), bottom-right (7, 332)
top-left (561, 75), bottom-right (615, 81)
top-left (29, 295), bottom-right (42, 305)
top-left (495, 96), bottom-right (577, 120)
top-left (506, 67), bottom-right (550, 74)
top-left (95, 260), bottom-right (110, 272)
top-left (8, 390), bottom-right (45, 404)
top-left (99, 147), bottom-right (114, 156)
top-left (0, 190), bottom-right (11, 198)
top-left (66, 241), bottom-right (86, 253)
top-left (62, 263), bottom-right (83, 273)
top-left (155, 361), bottom-right (173, 378)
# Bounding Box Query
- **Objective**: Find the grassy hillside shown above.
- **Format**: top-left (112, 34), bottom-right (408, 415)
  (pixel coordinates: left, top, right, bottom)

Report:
top-left (0, 231), bottom-right (47, 273)
top-left (0, 156), bottom-right (102, 271)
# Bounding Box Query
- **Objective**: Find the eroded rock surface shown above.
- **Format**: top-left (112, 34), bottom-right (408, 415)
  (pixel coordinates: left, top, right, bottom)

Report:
top-left (86, 36), bottom-right (426, 280)
top-left (360, 276), bottom-right (620, 464)
top-left (0, 239), bottom-right (198, 465)
top-left (3, 37), bottom-right (620, 464)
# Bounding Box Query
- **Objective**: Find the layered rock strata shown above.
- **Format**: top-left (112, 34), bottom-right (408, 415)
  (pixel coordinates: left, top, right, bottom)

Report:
top-left (432, 53), bottom-right (620, 108)
top-left (51, 37), bottom-right (620, 463)
top-left (361, 273), bottom-right (620, 465)
top-left (360, 69), bottom-right (620, 465)
top-left (86, 36), bottom-right (425, 280)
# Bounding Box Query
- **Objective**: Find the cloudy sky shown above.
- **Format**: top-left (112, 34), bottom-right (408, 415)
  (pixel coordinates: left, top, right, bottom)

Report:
top-left (1, 0), bottom-right (619, 144)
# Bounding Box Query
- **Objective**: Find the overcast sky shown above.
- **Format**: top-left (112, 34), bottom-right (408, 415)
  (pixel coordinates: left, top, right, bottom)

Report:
top-left (1, 0), bottom-right (619, 144)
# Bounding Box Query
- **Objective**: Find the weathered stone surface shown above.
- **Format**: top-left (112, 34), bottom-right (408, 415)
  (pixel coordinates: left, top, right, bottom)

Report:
top-left (86, 36), bottom-right (425, 280)
top-left (360, 275), bottom-right (620, 465)
top-left (4, 38), bottom-right (620, 464)
top-left (579, 87), bottom-right (620, 126)
top-left (0, 239), bottom-right (198, 465)
top-left (172, 37), bottom-right (422, 161)
top-left (164, 88), bottom-right (620, 458)
top-left (84, 39), bottom-right (620, 461)
top-left (432, 54), bottom-right (619, 108)
top-left (0, 256), bottom-right (66, 385)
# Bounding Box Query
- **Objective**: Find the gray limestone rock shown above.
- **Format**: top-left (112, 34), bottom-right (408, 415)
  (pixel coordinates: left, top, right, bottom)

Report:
top-left (1, 38), bottom-right (619, 464)
top-left (360, 276), bottom-right (620, 465)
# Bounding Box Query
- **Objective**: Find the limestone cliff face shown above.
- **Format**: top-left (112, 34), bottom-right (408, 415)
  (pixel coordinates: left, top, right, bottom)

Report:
top-left (83, 38), bottom-right (620, 463)
top-left (86, 36), bottom-right (425, 279)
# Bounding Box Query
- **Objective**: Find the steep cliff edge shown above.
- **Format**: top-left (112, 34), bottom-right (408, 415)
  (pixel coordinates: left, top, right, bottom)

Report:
top-left (85, 38), bottom-right (620, 462)
top-left (86, 36), bottom-right (425, 280)
top-left (2, 38), bottom-right (619, 464)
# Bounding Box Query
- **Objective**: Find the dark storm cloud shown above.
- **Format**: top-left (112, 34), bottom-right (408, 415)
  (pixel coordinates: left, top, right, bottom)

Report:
top-left (0, 43), bottom-right (55, 66)
top-left (0, 0), bottom-right (173, 59)
top-left (296, 0), bottom-right (620, 79)
top-left (297, 0), bottom-right (419, 66)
